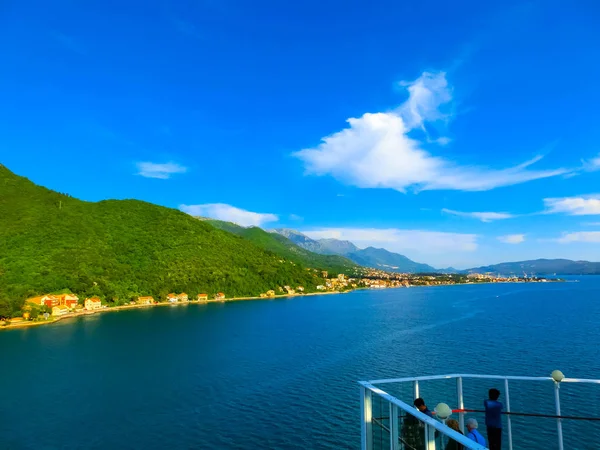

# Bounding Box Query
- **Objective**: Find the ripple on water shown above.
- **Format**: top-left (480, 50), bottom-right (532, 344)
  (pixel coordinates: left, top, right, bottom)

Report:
top-left (1, 277), bottom-right (599, 449)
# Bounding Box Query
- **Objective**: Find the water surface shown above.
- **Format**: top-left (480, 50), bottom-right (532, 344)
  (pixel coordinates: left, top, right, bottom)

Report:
top-left (1, 277), bottom-right (599, 449)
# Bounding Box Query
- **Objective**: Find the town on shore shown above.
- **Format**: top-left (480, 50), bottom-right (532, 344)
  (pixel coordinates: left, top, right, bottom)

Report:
top-left (0, 269), bottom-right (557, 329)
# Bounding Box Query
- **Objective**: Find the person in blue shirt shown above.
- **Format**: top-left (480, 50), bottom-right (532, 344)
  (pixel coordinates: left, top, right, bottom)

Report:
top-left (484, 388), bottom-right (503, 450)
top-left (466, 418), bottom-right (486, 446)
top-left (413, 398), bottom-right (433, 418)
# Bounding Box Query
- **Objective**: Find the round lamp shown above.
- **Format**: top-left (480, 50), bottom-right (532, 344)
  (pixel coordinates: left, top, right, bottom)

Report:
top-left (551, 370), bottom-right (565, 382)
top-left (434, 402), bottom-right (452, 420)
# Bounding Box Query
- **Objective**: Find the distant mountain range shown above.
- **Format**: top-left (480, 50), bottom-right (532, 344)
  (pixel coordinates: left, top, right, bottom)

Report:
top-left (466, 259), bottom-right (600, 275)
top-left (272, 229), bottom-right (440, 273)
top-left (272, 229), bottom-right (600, 275)
top-left (203, 220), bottom-right (357, 273)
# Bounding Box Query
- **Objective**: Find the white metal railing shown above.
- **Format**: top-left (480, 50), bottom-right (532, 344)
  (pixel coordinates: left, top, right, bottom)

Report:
top-left (359, 372), bottom-right (600, 450)
top-left (360, 381), bottom-right (488, 450)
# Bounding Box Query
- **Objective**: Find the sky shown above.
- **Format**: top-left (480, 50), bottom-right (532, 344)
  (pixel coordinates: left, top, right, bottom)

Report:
top-left (1, 0), bottom-right (600, 268)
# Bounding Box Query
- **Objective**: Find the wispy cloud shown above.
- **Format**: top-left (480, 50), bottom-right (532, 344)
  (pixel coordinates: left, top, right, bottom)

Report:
top-left (557, 231), bottom-right (600, 244)
top-left (289, 214), bottom-right (303, 221)
top-left (294, 71), bottom-right (570, 192)
top-left (136, 162), bottom-right (187, 179)
top-left (442, 208), bottom-right (514, 222)
top-left (302, 227), bottom-right (478, 261)
top-left (180, 203), bottom-right (278, 227)
top-left (497, 234), bottom-right (525, 244)
top-left (544, 195), bottom-right (600, 215)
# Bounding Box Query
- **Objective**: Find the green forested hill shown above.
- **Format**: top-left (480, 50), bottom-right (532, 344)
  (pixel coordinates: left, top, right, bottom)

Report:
top-left (205, 219), bottom-right (357, 274)
top-left (0, 165), bottom-right (329, 317)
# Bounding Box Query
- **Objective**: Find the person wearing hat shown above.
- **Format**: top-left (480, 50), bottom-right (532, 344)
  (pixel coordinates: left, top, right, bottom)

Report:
top-left (466, 418), bottom-right (486, 445)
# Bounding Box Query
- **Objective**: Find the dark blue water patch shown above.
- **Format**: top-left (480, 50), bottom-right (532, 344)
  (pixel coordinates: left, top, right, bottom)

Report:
top-left (1, 277), bottom-right (599, 449)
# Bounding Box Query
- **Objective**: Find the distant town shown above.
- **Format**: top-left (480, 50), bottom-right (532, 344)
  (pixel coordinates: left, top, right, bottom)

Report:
top-left (0, 269), bottom-right (558, 329)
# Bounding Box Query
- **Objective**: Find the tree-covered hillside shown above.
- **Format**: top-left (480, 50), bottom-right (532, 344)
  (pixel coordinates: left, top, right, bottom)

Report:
top-left (205, 220), bottom-right (357, 274)
top-left (0, 165), bottom-right (328, 317)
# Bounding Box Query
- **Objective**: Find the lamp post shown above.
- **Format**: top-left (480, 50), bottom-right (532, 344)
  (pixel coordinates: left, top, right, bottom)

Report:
top-left (434, 403), bottom-right (452, 449)
top-left (435, 402), bottom-right (452, 422)
top-left (552, 370), bottom-right (565, 450)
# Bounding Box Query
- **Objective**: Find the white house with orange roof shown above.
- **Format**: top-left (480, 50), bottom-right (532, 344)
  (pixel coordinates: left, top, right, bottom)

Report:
top-left (84, 297), bottom-right (102, 311)
top-left (52, 305), bottom-right (69, 316)
top-left (137, 296), bottom-right (154, 305)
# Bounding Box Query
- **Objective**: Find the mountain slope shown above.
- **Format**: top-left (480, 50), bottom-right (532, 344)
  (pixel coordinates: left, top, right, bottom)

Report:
top-left (346, 247), bottom-right (438, 273)
top-left (206, 220), bottom-right (357, 273)
top-left (0, 165), bottom-right (327, 316)
top-left (271, 228), bottom-right (324, 253)
top-left (466, 259), bottom-right (600, 275)
top-left (272, 229), bottom-right (439, 273)
top-left (316, 238), bottom-right (359, 255)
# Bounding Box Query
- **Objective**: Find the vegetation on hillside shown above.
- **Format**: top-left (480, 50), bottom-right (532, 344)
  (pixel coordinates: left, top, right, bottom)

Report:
top-left (0, 165), bottom-right (331, 318)
top-left (205, 219), bottom-right (357, 274)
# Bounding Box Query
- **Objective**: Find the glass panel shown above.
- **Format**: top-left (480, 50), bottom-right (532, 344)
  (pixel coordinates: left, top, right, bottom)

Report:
top-left (372, 394), bottom-right (391, 450)
top-left (399, 412), bottom-right (426, 450)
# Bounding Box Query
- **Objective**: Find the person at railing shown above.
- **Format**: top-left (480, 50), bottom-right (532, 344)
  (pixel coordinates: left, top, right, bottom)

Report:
top-left (484, 388), bottom-right (503, 450)
top-left (413, 398), bottom-right (433, 418)
top-left (445, 419), bottom-right (464, 450)
top-left (465, 418), bottom-right (486, 446)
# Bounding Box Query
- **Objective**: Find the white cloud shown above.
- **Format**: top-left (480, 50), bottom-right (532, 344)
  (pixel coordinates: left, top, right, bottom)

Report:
top-left (302, 227), bottom-right (478, 263)
top-left (179, 203), bottom-right (278, 227)
top-left (136, 162), bottom-right (187, 179)
top-left (557, 232), bottom-right (600, 243)
top-left (544, 195), bottom-right (600, 215)
top-left (497, 234), bottom-right (525, 244)
top-left (289, 214), bottom-right (303, 221)
top-left (294, 72), bottom-right (569, 192)
top-left (442, 208), bottom-right (514, 222)
top-left (582, 154), bottom-right (600, 171)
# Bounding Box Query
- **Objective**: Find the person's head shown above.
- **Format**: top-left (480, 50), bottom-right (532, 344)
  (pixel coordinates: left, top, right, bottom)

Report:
top-left (466, 418), bottom-right (478, 431)
top-left (446, 419), bottom-right (461, 433)
top-left (413, 398), bottom-right (426, 411)
top-left (489, 388), bottom-right (501, 401)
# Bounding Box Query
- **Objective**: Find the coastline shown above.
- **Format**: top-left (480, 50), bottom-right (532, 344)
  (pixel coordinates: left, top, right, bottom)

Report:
top-left (0, 279), bottom-right (560, 331)
top-left (0, 290), bottom-right (350, 331)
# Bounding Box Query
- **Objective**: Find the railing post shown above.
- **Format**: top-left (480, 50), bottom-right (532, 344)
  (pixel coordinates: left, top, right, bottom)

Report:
top-left (389, 403), bottom-right (399, 450)
top-left (554, 382), bottom-right (564, 450)
top-left (414, 380), bottom-right (420, 400)
top-left (504, 378), bottom-right (513, 450)
top-left (361, 385), bottom-right (373, 450)
top-left (456, 377), bottom-right (464, 432)
top-left (424, 423), bottom-right (436, 450)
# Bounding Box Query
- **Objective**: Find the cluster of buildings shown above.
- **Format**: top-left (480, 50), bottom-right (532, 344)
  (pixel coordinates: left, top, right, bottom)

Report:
top-left (16, 269), bottom-right (552, 323)
top-left (165, 292), bottom-right (226, 302)
top-left (25, 294), bottom-right (103, 317)
top-left (465, 273), bottom-right (548, 283)
top-left (21, 291), bottom-right (229, 320)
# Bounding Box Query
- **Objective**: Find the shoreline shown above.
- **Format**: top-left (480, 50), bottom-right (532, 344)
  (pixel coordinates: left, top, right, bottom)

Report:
top-left (0, 290), bottom-right (350, 331)
top-left (0, 279), bottom-right (561, 331)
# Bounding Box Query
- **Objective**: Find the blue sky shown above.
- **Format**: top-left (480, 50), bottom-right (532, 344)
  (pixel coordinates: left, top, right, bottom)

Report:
top-left (2, 0), bottom-right (600, 268)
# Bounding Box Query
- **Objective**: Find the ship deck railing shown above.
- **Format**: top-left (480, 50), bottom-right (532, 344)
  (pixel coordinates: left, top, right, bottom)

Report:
top-left (359, 373), bottom-right (600, 450)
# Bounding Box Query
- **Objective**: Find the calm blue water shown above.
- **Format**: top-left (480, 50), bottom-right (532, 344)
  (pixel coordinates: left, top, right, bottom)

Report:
top-left (2, 277), bottom-right (600, 449)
